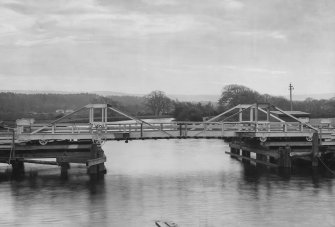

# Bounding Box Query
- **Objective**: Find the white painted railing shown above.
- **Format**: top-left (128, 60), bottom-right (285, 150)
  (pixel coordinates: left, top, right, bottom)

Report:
top-left (17, 121), bottom-right (323, 135)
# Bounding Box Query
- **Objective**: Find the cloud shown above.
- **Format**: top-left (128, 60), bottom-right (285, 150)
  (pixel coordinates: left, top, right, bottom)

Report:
top-left (15, 35), bottom-right (79, 47)
top-left (232, 30), bottom-right (287, 40)
top-left (141, 0), bottom-right (178, 6)
top-left (220, 0), bottom-right (244, 10)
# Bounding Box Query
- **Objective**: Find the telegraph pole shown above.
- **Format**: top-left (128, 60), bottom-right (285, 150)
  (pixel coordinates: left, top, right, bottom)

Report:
top-left (289, 83), bottom-right (294, 111)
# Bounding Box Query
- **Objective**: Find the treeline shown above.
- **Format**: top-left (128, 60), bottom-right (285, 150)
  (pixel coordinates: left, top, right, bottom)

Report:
top-left (217, 84), bottom-right (335, 118)
top-left (0, 93), bottom-right (123, 122)
top-left (0, 85), bottom-right (334, 123)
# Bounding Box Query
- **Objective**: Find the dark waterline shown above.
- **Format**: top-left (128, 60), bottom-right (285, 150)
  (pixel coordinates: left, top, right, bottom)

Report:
top-left (0, 139), bottom-right (334, 226)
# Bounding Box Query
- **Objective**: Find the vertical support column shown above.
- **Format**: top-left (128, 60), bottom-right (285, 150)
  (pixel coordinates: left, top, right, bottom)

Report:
top-left (101, 107), bottom-right (104, 123)
top-left (11, 160), bottom-right (25, 174)
top-left (250, 107), bottom-right (254, 121)
top-left (312, 132), bottom-right (319, 167)
top-left (89, 108), bottom-right (94, 123)
top-left (230, 147), bottom-right (237, 158)
top-left (239, 108), bottom-right (243, 122)
top-left (60, 162), bottom-right (70, 178)
top-left (256, 153), bottom-right (268, 167)
top-left (279, 146), bottom-right (291, 169)
top-left (266, 105), bottom-right (270, 122)
top-left (140, 123), bottom-right (143, 138)
top-left (242, 150), bottom-right (250, 163)
top-left (256, 106), bottom-right (259, 121)
top-left (105, 107), bottom-right (108, 123)
top-left (87, 144), bottom-right (106, 175)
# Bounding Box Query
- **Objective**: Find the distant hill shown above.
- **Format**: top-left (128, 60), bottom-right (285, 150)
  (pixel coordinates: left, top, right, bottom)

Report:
top-left (168, 94), bottom-right (219, 103)
top-left (291, 93), bottom-right (335, 101)
top-left (1, 89), bottom-right (334, 102)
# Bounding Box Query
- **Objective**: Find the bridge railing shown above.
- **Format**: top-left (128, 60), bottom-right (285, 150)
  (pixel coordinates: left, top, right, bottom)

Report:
top-left (17, 121), bottom-right (322, 136)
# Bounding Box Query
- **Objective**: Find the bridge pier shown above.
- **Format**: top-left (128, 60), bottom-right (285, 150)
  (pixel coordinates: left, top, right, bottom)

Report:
top-left (230, 147), bottom-right (240, 158)
top-left (312, 133), bottom-right (319, 167)
top-left (11, 160), bottom-right (25, 174)
top-left (60, 162), bottom-right (70, 178)
top-left (278, 146), bottom-right (291, 169)
top-left (241, 150), bottom-right (250, 163)
top-left (87, 144), bottom-right (107, 176)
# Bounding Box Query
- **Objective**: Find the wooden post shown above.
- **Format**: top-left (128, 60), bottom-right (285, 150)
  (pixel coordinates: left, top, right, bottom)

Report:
top-left (11, 160), bottom-right (25, 174)
top-left (239, 108), bottom-right (243, 122)
top-left (87, 144), bottom-right (106, 175)
top-left (140, 123), bottom-right (143, 138)
top-left (256, 153), bottom-right (268, 167)
top-left (250, 107), bottom-right (254, 121)
top-left (242, 150), bottom-right (250, 163)
top-left (312, 132), bottom-right (319, 167)
top-left (230, 147), bottom-right (237, 158)
top-left (105, 107), bottom-right (108, 123)
top-left (279, 146), bottom-right (291, 168)
top-left (60, 162), bottom-right (70, 178)
top-left (255, 104), bottom-right (258, 122)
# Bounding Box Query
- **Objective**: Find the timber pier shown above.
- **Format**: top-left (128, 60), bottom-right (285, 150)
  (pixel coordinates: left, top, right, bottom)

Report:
top-left (0, 103), bottom-right (334, 176)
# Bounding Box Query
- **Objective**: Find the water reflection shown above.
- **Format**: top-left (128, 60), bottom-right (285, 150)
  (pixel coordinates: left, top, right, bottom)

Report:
top-left (0, 139), bottom-right (334, 226)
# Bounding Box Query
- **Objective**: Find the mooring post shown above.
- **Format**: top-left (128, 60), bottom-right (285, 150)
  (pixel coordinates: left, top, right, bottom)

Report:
top-left (312, 132), bottom-right (319, 167)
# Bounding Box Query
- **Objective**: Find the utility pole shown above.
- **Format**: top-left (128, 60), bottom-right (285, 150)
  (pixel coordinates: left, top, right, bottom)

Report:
top-left (289, 83), bottom-right (294, 111)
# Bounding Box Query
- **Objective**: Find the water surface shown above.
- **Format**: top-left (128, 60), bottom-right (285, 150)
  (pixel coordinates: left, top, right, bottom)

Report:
top-left (0, 139), bottom-right (334, 226)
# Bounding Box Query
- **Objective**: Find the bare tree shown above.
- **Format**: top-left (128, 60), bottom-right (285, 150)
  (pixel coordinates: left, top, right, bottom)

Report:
top-left (145, 90), bottom-right (172, 116)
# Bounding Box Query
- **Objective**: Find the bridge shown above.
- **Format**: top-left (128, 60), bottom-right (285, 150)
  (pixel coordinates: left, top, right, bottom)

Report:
top-left (0, 103), bottom-right (334, 175)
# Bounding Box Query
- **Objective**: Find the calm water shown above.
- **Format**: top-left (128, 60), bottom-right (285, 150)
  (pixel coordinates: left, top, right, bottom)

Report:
top-left (0, 139), bottom-right (335, 226)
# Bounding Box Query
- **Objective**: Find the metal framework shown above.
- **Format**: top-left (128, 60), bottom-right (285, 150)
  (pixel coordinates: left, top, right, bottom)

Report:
top-left (0, 103), bottom-right (332, 147)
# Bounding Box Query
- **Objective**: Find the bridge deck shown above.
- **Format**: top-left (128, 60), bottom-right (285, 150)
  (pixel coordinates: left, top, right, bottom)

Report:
top-left (0, 121), bottom-right (332, 147)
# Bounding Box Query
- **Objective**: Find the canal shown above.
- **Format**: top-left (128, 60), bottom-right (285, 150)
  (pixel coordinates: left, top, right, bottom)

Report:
top-left (0, 139), bottom-right (334, 226)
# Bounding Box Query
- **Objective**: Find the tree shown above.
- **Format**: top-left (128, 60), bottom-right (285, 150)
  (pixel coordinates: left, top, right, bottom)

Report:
top-left (218, 84), bottom-right (261, 108)
top-left (144, 90), bottom-right (172, 116)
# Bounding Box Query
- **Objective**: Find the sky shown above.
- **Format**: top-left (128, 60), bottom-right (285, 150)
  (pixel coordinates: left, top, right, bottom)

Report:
top-left (0, 0), bottom-right (334, 96)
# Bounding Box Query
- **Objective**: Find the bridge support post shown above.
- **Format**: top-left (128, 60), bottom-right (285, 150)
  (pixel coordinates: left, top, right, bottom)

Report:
top-left (279, 146), bottom-right (291, 169)
top-left (256, 153), bottom-right (268, 167)
top-left (230, 147), bottom-right (239, 158)
top-left (60, 162), bottom-right (70, 178)
top-left (312, 133), bottom-right (319, 167)
top-left (241, 150), bottom-right (250, 163)
top-left (11, 160), bottom-right (25, 174)
top-left (87, 144), bottom-right (106, 176)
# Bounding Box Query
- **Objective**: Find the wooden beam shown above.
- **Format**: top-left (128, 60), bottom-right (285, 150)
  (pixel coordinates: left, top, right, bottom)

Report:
top-left (263, 141), bottom-right (312, 147)
top-left (225, 151), bottom-right (279, 167)
top-left (15, 144), bottom-right (92, 151)
top-left (272, 105), bottom-right (318, 131)
top-left (31, 106), bottom-right (87, 134)
top-left (258, 108), bottom-right (284, 122)
top-left (20, 159), bottom-right (59, 165)
top-left (86, 155), bottom-right (106, 167)
top-left (229, 143), bottom-right (279, 158)
top-left (107, 104), bottom-right (174, 137)
top-left (206, 105), bottom-right (253, 122)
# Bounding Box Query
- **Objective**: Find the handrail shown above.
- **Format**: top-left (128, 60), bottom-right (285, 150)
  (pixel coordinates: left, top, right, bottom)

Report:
top-left (21, 121), bottom-right (319, 134)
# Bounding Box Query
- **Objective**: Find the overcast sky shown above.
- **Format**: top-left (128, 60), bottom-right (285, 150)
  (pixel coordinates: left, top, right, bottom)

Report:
top-left (0, 0), bottom-right (334, 96)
